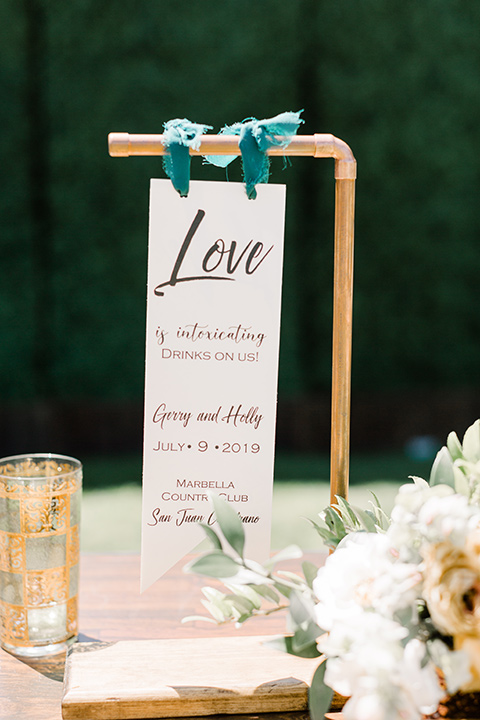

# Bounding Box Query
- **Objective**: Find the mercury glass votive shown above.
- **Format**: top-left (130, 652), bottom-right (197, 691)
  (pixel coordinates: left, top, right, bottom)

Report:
top-left (0, 453), bottom-right (82, 656)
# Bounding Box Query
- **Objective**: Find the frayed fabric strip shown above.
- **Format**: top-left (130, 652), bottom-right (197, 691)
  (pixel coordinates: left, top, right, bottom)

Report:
top-left (162, 118), bottom-right (212, 197)
top-left (204, 110), bottom-right (303, 199)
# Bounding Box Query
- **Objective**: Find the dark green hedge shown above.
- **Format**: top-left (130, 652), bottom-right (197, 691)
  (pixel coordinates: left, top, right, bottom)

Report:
top-left (2, 0), bottom-right (480, 401)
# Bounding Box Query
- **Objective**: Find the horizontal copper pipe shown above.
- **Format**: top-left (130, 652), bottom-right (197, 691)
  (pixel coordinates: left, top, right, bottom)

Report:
top-left (108, 132), bottom-right (356, 179)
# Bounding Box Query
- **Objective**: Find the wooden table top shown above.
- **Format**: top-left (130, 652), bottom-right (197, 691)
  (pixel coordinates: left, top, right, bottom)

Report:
top-left (0, 552), bottom-right (328, 720)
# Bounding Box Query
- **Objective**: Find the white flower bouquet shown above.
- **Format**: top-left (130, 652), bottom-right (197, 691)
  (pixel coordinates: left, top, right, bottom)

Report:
top-left (185, 420), bottom-right (480, 720)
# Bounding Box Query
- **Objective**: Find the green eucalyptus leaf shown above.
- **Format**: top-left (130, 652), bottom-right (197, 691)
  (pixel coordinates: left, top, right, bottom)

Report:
top-left (273, 580), bottom-right (293, 598)
top-left (277, 570), bottom-right (306, 586)
top-left (322, 511), bottom-right (335, 532)
top-left (323, 506), bottom-right (345, 535)
top-left (266, 545), bottom-right (303, 568)
top-left (242, 558), bottom-right (269, 579)
top-left (350, 505), bottom-right (377, 532)
top-left (198, 522), bottom-right (223, 550)
top-left (266, 635), bottom-right (321, 659)
top-left (306, 518), bottom-right (342, 549)
top-left (228, 606), bottom-right (243, 622)
top-left (234, 613), bottom-right (251, 625)
top-left (368, 503), bottom-right (391, 532)
top-left (226, 584), bottom-right (262, 610)
top-left (319, 535), bottom-right (342, 549)
top-left (287, 593), bottom-right (321, 654)
top-left (453, 465), bottom-right (470, 497)
top-left (302, 561), bottom-right (319, 589)
top-left (292, 622), bottom-right (321, 654)
top-left (306, 517), bottom-right (327, 534)
top-left (181, 615), bottom-right (218, 625)
top-left (224, 593), bottom-right (255, 615)
top-left (202, 586), bottom-right (227, 603)
top-left (211, 494), bottom-right (245, 558)
top-left (454, 458), bottom-right (475, 474)
top-left (411, 475), bottom-right (429, 488)
top-left (430, 447), bottom-right (456, 488)
top-left (202, 588), bottom-right (237, 620)
top-left (368, 493), bottom-right (390, 530)
top-left (226, 568), bottom-right (269, 585)
top-left (201, 587), bottom-right (232, 618)
top-left (289, 590), bottom-right (317, 627)
top-left (253, 584), bottom-right (280, 604)
top-left (309, 661), bottom-right (333, 720)
top-left (447, 431), bottom-right (464, 462)
top-left (200, 598), bottom-right (230, 623)
top-left (463, 420), bottom-right (480, 463)
top-left (334, 496), bottom-right (360, 529)
top-left (185, 550), bottom-right (240, 578)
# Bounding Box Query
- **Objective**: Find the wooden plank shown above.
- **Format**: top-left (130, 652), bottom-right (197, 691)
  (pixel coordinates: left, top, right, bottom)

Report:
top-left (0, 648), bottom-right (64, 720)
top-left (78, 553), bottom-right (327, 642)
top-left (62, 636), bottom-right (319, 720)
top-left (1, 554), bottom-right (331, 720)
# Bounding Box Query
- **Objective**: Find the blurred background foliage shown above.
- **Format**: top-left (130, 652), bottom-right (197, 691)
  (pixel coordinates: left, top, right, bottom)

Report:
top-left (2, 0), bottom-right (480, 456)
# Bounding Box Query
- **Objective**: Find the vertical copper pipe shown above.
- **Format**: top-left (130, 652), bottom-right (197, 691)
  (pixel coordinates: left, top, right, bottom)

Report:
top-left (330, 178), bottom-right (355, 504)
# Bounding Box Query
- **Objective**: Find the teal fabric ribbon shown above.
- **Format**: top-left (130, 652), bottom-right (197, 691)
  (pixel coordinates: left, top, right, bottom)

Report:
top-left (162, 118), bottom-right (212, 197)
top-left (204, 110), bottom-right (303, 199)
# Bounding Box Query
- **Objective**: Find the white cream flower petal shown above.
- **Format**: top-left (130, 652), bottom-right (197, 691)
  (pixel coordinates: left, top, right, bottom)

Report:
top-left (399, 639), bottom-right (444, 712)
top-left (342, 692), bottom-right (388, 720)
top-left (428, 639), bottom-right (472, 695)
top-left (312, 468), bottom-right (480, 720)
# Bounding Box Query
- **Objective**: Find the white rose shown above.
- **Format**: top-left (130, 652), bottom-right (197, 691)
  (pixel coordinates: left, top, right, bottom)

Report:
top-left (313, 532), bottom-right (420, 630)
top-left (422, 537), bottom-right (480, 637)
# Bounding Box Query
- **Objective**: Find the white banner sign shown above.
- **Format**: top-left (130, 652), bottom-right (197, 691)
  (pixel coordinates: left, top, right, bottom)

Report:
top-left (141, 179), bottom-right (286, 591)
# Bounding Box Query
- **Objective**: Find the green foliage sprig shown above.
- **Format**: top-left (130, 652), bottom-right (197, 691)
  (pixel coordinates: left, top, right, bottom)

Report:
top-left (307, 492), bottom-right (390, 550)
top-left (183, 492), bottom-right (379, 718)
top-left (430, 419), bottom-right (480, 504)
top-left (183, 495), bottom-right (315, 633)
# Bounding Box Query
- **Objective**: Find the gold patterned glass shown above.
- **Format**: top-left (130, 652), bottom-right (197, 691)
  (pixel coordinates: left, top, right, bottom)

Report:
top-left (0, 453), bottom-right (82, 656)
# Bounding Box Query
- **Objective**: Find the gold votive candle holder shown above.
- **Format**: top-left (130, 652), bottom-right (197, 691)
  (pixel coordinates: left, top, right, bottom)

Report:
top-left (0, 453), bottom-right (82, 656)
